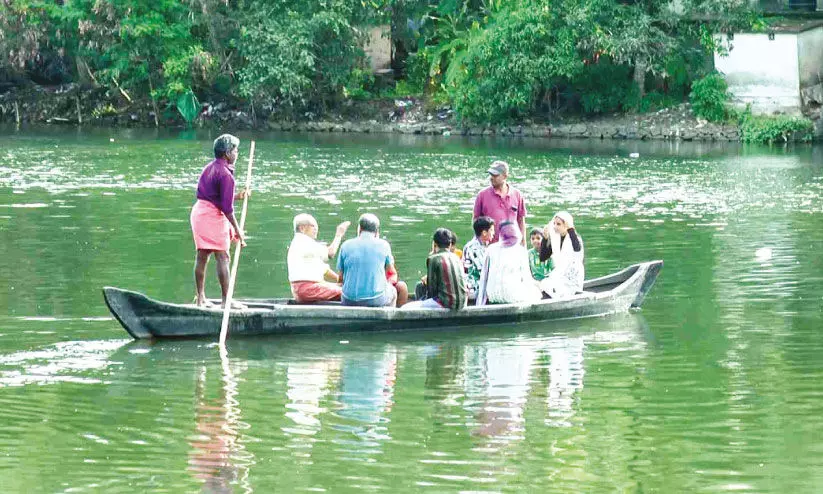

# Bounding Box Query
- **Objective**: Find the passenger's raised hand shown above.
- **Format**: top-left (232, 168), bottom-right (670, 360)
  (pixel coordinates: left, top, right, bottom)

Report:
top-left (335, 220), bottom-right (351, 238)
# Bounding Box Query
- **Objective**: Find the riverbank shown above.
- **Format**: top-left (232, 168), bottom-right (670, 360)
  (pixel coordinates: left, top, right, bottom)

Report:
top-left (0, 85), bottom-right (813, 142)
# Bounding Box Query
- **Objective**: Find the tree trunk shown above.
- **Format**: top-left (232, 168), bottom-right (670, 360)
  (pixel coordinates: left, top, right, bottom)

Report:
top-left (633, 61), bottom-right (647, 100)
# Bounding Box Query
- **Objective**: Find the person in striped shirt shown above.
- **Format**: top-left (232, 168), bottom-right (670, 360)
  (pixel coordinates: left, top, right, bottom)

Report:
top-left (402, 228), bottom-right (468, 310)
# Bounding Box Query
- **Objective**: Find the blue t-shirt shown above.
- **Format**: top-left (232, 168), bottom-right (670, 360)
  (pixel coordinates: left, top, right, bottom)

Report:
top-left (337, 232), bottom-right (393, 301)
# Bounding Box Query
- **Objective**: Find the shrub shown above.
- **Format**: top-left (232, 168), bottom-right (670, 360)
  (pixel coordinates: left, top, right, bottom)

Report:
top-left (573, 60), bottom-right (636, 114)
top-left (689, 73), bottom-right (729, 122)
top-left (445, 3), bottom-right (586, 123)
top-left (739, 114), bottom-right (814, 143)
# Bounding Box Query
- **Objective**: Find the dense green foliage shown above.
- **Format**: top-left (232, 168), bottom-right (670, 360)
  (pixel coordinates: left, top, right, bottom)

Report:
top-left (0, 0), bottom-right (762, 124)
top-left (739, 114), bottom-right (815, 143)
top-left (689, 73), bottom-right (730, 122)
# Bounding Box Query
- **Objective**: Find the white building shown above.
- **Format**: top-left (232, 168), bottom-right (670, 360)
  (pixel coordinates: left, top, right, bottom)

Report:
top-left (714, 20), bottom-right (823, 124)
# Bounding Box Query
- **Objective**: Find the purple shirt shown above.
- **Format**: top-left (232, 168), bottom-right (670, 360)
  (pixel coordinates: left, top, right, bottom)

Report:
top-left (196, 158), bottom-right (235, 215)
top-left (473, 185), bottom-right (526, 243)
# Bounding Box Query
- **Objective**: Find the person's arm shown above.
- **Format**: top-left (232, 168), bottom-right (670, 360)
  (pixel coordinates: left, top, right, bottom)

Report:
top-left (336, 247), bottom-right (345, 285)
top-left (219, 175), bottom-right (245, 246)
top-left (234, 189), bottom-right (250, 201)
top-left (384, 247), bottom-right (398, 284)
top-left (518, 193), bottom-right (527, 246)
top-left (539, 236), bottom-right (552, 263)
top-left (327, 221), bottom-right (351, 258)
top-left (518, 217), bottom-right (527, 247)
top-left (567, 228), bottom-right (582, 252)
top-left (324, 268), bottom-right (339, 283)
top-left (226, 213), bottom-right (246, 247)
top-left (476, 254), bottom-right (490, 306)
top-left (427, 254), bottom-right (444, 301)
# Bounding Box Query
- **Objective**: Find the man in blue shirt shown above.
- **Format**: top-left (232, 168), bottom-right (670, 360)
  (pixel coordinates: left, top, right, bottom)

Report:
top-left (337, 213), bottom-right (408, 307)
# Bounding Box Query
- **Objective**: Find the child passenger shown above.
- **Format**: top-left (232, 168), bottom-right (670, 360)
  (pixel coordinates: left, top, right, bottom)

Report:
top-left (462, 216), bottom-right (495, 301)
top-left (527, 228), bottom-right (552, 281)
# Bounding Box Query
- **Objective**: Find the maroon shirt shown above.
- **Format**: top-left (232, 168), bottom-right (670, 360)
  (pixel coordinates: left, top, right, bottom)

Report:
top-left (473, 185), bottom-right (526, 243)
top-left (196, 158), bottom-right (235, 215)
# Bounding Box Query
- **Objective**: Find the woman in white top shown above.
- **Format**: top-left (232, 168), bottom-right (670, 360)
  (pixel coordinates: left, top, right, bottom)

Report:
top-left (538, 211), bottom-right (584, 299)
top-left (476, 221), bottom-right (542, 305)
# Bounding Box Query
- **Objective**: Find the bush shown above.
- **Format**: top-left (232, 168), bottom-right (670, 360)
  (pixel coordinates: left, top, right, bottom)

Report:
top-left (445, 3), bottom-right (586, 123)
top-left (689, 73), bottom-right (729, 122)
top-left (739, 114), bottom-right (814, 143)
top-left (638, 91), bottom-right (678, 113)
top-left (343, 68), bottom-right (375, 100)
top-left (573, 60), bottom-right (636, 114)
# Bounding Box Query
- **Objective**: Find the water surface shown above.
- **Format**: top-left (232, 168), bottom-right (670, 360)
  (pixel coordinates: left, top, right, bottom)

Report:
top-left (1, 126), bottom-right (822, 492)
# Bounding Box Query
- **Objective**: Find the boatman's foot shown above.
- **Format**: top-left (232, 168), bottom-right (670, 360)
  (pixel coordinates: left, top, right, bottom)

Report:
top-left (221, 300), bottom-right (248, 310)
top-left (194, 297), bottom-right (216, 308)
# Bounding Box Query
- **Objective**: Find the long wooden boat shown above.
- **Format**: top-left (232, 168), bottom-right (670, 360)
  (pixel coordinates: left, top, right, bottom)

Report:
top-left (103, 260), bottom-right (662, 340)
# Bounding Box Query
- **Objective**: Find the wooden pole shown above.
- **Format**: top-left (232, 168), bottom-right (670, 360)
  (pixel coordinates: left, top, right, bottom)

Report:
top-left (14, 101), bottom-right (20, 126)
top-left (219, 140), bottom-right (255, 345)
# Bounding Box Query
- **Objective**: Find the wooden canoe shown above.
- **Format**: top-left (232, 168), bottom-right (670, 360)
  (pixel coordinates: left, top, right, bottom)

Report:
top-left (103, 260), bottom-right (662, 340)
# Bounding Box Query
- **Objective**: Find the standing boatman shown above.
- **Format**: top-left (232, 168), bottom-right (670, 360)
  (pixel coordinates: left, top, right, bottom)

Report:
top-left (190, 134), bottom-right (249, 308)
top-left (472, 160), bottom-right (527, 245)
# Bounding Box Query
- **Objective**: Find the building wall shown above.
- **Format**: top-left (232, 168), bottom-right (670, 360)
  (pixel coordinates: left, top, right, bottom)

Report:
top-left (364, 26), bottom-right (392, 72)
top-left (714, 33), bottom-right (801, 115)
top-left (798, 27), bottom-right (823, 134)
top-left (798, 27), bottom-right (823, 88)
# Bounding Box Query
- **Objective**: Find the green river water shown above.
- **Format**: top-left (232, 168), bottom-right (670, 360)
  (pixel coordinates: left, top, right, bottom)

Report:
top-left (1, 126), bottom-right (822, 493)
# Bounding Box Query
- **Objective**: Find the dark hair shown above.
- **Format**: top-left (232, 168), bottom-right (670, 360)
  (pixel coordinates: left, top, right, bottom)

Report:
top-left (529, 228), bottom-right (543, 238)
top-left (473, 216), bottom-right (495, 237)
top-left (433, 228), bottom-right (453, 249)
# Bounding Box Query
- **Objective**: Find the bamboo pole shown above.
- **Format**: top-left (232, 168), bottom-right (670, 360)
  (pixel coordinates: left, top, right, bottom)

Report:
top-left (219, 140), bottom-right (255, 346)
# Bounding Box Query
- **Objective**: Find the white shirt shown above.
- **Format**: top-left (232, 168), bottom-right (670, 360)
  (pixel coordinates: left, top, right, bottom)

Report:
top-left (287, 232), bottom-right (331, 283)
top-left (478, 242), bottom-right (542, 305)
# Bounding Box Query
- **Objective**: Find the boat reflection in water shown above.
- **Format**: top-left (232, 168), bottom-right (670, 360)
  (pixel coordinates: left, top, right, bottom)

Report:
top-left (187, 347), bottom-right (253, 494)
top-left (334, 347), bottom-right (398, 439)
top-left (111, 311), bottom-right (649, 489)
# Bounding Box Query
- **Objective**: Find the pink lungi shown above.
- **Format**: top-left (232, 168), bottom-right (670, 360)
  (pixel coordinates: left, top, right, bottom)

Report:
top-left (291, 281), bottom-right (343, 304)
top-left (190, 199), bottom-right (232, 251)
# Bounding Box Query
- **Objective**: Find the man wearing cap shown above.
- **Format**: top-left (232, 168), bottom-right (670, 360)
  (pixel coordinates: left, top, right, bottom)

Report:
top-left (472, 160), bottom-right (527, 245)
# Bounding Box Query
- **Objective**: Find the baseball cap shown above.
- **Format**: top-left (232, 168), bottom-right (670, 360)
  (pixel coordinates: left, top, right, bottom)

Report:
top-left (487, 160), bottom-right (509, 176)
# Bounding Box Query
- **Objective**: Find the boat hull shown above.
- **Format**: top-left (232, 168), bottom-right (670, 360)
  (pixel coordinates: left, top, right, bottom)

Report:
top-left (103, 261), bottom-right (662, 340)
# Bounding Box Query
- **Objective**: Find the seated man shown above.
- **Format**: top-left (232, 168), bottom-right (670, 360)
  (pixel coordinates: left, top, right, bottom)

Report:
top-left (527, 227), bottom-right (552, 281)
top-left (337, 213), bottom-right (408, 307)
top-left (287, 213), bottom-right (350, 303)
top-left (462, 216), bottom-right (495, 300)
top-left (404, 228), bottom-right (468, 310)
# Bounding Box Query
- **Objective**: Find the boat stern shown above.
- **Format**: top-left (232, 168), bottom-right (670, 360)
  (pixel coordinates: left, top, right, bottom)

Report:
top-left (630, 260), bottom-right (663, 308)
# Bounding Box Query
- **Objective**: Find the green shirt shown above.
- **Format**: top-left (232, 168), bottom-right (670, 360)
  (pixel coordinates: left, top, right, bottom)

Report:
top-left (528, 247), bottom-right (552, 281)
